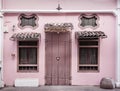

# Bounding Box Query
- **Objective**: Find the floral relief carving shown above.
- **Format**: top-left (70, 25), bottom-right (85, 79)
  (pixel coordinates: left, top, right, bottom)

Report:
top-left (44, 23), bottom-right (73, 33)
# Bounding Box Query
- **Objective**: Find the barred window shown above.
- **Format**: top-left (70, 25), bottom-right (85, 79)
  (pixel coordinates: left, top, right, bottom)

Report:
top-left (18, 41), bottom-right (38, 72)
top-left (78, 39), bottom-right (99, 72)
top-left (18, 14), bottom-right (38, 29)
top-left (79, 14), bottom-right (99, 29)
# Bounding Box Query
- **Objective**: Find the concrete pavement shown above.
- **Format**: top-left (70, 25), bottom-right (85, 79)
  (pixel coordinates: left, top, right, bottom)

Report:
top-left (0, 86), bottom-right (120, 91)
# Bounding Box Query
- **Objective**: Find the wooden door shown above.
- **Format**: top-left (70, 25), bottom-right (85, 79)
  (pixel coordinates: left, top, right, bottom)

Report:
top-left (45, 32), bottom-right (71, 85)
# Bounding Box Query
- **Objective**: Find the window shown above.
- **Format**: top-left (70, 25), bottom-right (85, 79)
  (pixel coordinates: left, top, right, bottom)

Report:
top-left (78, 38), bottom-right (99, 72)
top-left (18, 14), bottom-right (38, 29)
top-left (18, 41), bottom-right (38, 72)
top-left (79, 14), bottom-right (99, 29)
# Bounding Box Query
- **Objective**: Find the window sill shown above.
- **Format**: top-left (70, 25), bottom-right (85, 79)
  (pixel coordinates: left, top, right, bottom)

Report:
top-left (77, 70), bottom-right (99, 73)
top-left (17, 70), bottom-right (39, 73)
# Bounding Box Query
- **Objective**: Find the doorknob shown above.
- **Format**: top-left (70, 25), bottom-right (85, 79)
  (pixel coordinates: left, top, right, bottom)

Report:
top-left (56, 57), bottom-right (60, 61)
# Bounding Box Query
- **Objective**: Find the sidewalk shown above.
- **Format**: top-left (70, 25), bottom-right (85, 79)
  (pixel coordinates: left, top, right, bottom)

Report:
top-left (0, 86), bottom-right (119, 91)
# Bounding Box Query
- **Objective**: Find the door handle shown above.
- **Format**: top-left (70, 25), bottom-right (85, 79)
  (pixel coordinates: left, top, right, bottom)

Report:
top-left (56, 57), bottom-right (60, 61)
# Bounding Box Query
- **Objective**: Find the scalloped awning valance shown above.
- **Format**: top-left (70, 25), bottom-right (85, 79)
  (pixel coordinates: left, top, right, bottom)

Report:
top-left (75, 31), bottom-right (107, 39)
top-left (44, 23), bottom-right (73, 33)
top-left (10, 32), bottom-right (41, 41)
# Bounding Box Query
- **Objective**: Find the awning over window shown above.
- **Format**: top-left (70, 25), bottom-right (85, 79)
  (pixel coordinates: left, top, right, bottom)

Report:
top-left (44, 23), bottom-right (73, 33)
top-left (75, 31), bottom-right (107, 39)
top-left (10, 32), bottom-right (40, 41)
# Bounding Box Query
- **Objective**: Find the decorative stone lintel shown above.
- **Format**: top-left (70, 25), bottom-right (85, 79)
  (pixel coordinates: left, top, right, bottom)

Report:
top-left (44, 23), bottom-right (73, 33)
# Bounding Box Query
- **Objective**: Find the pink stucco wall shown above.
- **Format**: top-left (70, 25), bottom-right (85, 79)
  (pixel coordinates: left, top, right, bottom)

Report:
top-left (3, 13), bottom-right (116, 86)
top-left (2, 0), bottom-right (117, 10)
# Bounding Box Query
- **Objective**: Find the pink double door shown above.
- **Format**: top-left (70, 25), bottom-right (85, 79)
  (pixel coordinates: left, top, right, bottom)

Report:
top-left (45, 32), bottom-right (71, 85)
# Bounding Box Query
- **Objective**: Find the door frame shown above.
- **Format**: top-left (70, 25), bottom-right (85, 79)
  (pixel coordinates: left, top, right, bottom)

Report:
top-left (45, 32), bottom-right (72, 85)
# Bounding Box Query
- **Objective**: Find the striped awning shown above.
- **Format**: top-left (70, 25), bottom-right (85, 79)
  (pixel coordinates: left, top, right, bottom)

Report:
top-left (10, 32), bottom-right (40, 41)
top-left (44, 23), bottom-right (73, 33)
top-left (75, 31), bottom-right (107, 39)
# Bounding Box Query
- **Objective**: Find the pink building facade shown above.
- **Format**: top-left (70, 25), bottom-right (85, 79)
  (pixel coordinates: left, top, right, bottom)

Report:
top-left (0, 0), bottom-right (120, 87)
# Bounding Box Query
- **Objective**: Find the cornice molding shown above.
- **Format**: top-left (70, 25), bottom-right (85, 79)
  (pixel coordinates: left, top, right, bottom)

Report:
top-left (1, 9), bottom-right (115, 14)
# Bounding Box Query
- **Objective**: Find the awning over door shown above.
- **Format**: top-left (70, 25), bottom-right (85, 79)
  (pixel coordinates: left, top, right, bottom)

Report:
top-left (44, 23), bottom-right (73, 33)
top-left (10, 32), bottom-right (41, 41)
top-left (75, 31), bottom-right (107, 39)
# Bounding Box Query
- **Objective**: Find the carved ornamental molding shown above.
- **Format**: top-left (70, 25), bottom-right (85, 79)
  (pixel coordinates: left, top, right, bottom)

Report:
top-left (18, 14), bottom-right (39, 30)
top-left (44, 23), bottom-right (73, 33)
top-left (78, 14), bottom-right (99, 30)
top-left (75, 31), bottom-right (107, 39)
top-left (10, 32), bottom-right (40, 41)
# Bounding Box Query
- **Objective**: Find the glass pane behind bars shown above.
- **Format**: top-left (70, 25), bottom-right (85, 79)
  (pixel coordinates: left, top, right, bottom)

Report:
top-left (79, 48), bottom-right (98, 64)
top-left (78, 39), bottom-right (99, 71)
top-left (19, 48), bottom-right (37, 64)
top-left (19, 41), bottom-right (38, 46)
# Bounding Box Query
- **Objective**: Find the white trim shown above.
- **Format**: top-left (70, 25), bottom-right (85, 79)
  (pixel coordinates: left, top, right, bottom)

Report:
top-left (0, 13), bottom-right (3, 18)
top-left (0, 0), bottom-right (2, 9)
top-left (116, 0), bottom-right (120, 87)
top-left (0, 12), bottom-right (4, 87)
top-left (116, 14), bottom-right (120, 82)
top-left (116, 0), bottom-right (120, 85)
top-left (0, 0), bottom-right (4, 88)
top-left (117, 0), bottom-right (120, 9)
top-left (1, 9), bottom-right (115, 14)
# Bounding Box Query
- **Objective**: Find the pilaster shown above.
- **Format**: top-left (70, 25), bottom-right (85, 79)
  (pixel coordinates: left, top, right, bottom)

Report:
top-left (117, 0), bottom-right (120, 9)
top-left (116, 1), bottom-right (120, 86)
top-left (0, 13), bottom-right (4, 87)
top-left (0, 0), bottom-right (4, 87)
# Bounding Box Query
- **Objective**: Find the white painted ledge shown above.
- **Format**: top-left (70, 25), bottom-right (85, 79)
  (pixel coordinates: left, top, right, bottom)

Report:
top-left (116, 82), bottom-right (120, 88)
top-left (15, 78), bottom-right (39, 87)
top-left (1, 9), bottom-right (115, 14)
top-left (0, 81), bottom-right (4, 88)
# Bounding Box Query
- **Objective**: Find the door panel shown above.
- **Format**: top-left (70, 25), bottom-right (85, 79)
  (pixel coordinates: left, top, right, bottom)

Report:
top-left (45, 32), bottom-right (71, 85)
